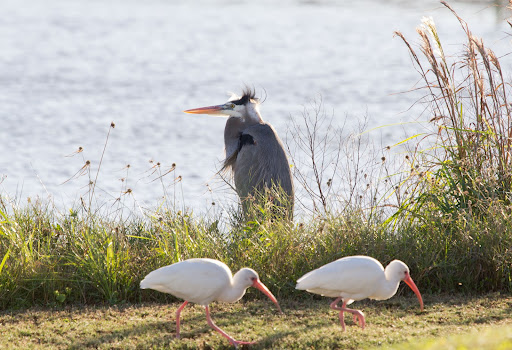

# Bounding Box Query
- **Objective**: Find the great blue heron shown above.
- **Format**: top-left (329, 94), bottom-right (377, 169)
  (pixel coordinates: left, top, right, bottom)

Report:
top-left (184, 88), bottom-right (294, 218)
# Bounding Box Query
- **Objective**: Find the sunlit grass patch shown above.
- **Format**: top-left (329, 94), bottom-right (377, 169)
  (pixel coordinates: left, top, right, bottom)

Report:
top-left (0, 295), bottom-right (510, 349)
top-left (378, 324), bottom-right (512, 350)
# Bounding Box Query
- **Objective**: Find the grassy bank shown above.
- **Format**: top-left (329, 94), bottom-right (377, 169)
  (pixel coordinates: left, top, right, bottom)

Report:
top-left (1, 196), bottom-right (512, 309)
top-left (0, 294), bottom-right (510, 349)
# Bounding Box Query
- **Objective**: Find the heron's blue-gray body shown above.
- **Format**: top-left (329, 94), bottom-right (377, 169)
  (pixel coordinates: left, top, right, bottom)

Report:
top-left (224, 118), bottom-right (294, 211)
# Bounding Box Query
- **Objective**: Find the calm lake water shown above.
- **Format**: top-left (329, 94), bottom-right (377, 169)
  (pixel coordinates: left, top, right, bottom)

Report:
top-left (0, 0), bottom-right (510, 215)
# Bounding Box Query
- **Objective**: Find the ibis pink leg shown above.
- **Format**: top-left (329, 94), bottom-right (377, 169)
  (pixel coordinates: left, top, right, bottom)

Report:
top-left (175, 300), bottom-right (189, 339)
top-left (353, 313), bottom-right (361, 326)
top-left (205, 306), bottom-right (256, 348)
top-left (330, 297), bottom-right (366, 331)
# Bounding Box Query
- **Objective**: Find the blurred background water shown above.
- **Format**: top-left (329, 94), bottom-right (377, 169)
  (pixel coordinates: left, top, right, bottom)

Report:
top-left (0, 0), bottom-right (510, 215)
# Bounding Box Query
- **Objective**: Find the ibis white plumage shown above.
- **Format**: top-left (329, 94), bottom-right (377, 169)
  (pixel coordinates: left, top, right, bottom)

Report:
top-left (296, 255), bottom-right (424, 331)
top-left (140, 258), bottom-right (282, 347)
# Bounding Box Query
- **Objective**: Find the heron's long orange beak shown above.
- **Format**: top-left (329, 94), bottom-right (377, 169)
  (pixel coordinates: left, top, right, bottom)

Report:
top-left (252, 279), bottom-right (283, 314)
top-left (184, 105), bottom-right (226, 115)
top-left (404, 274), bottom-right (424, 311)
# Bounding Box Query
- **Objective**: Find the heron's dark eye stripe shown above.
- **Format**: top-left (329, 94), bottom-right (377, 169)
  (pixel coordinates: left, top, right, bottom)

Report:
top-left (232, 96), bottom-right (249, 105)
top-left (231, 87), bottom-right (257, 105)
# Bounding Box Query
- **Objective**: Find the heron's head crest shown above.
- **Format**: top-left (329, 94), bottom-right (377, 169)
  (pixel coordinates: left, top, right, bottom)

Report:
top-left (229, 87), bottom-right (258, 106)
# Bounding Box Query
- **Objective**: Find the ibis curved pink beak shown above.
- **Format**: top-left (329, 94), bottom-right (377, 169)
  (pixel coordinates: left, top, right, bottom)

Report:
top-left (184, 105), bottom-right (226, 115)
top-left (252, 279), bottom-right (283, 314)
top-left (403, 274), bottom-right (424, 311)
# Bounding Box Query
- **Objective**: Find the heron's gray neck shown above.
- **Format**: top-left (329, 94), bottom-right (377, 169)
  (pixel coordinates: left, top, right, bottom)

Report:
top-left (245, 104), bottom-right (263, 124)
top-left (224, 117), bottom-right (243, 163)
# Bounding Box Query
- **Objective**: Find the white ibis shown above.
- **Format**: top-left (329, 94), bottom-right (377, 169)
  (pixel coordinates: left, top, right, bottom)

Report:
top-left (296, 255), bottom-right (424, 331)
top-left (140, 258), bottom-right (282, 347)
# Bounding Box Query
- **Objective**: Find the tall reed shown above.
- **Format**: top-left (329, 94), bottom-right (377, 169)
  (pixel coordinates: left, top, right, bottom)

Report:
top-left (392, 2), bottom-right (512, 224)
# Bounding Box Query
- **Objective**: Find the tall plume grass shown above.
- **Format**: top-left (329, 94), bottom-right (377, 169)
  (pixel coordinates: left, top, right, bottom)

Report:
top-left (393, 2), bottom-right (512, 222)
top-left (389, 1), bottom-right (512, 291)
